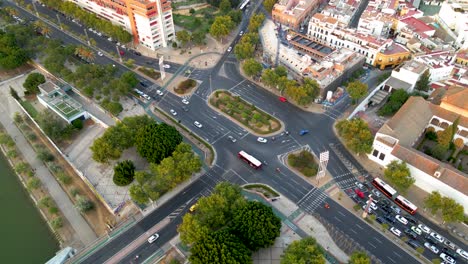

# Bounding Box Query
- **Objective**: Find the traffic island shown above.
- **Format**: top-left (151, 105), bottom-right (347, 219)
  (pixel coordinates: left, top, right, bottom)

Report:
top-left (209, 90), bottom-right (283, 135)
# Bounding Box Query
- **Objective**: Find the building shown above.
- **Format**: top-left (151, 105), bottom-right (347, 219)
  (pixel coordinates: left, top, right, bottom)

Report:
top-left (383, 60), bottom-right (427, 93)
top-left (438, 0), bottom-right (468, 49)
top-left (70, 0), bottom-right (175, 50)
top-left (414, 51), bottom-right (455, 82)
top-left (321, 0), bottom-right (361, 26)
top-left (357, 7), bottom-right (395, 38)
top-left (369, 95), bottom-right (468, 213)
top-left (308, 13), bottom-right (411, 69)
top-left (37, 82), bottom-right (89, 123)
top-left (272, 0), bottom-right (320, 30)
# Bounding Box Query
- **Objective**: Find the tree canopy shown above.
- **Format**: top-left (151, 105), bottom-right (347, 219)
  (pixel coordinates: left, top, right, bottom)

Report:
top-left (135, 123), bottom-right (183, 164)
top-left (0, 30), bottom-right (29, 70)
top-left (335, 118), bottom-right (373, 155)
top-left (243, 59), bottom-right (263, 77)
top-left (176, 30), bottom-right (191, 47)
top-left (377, 89), bottom-right (409, 116)
top-left (231, 201), bottom-right (282, 251)
top-left (281, 237), bottom-right (325, 264)
top-left (189, 229), bottom-right (252, 264)
top-left (210, 15), bottom-right (234, 41)
top-left (349, 251), bottom-right (371, 264)
top-left (113, 160), bottom-right (135, 186)
top-left (415, 69), bottom-right (430, 92)
top-left (384, 160), bottom-right (414, 192)
top-left (264, 0), bottom-right (277, 13)
top-left (346, 81), bottom-right (368, 103)
top-left (23, 72), bottom-right (46, 94)
top-left (36, 110), bottom-right (74, 142)
top-left (424, 191), bottom-right (464, 223)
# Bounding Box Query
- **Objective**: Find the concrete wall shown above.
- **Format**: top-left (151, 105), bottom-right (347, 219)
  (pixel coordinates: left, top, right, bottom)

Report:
top-left (320, 56), bottom-right (366, 98)
top-left (348, 78), bottom-right (389, 119)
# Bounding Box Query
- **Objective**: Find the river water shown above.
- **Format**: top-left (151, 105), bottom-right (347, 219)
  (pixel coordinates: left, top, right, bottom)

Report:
top-left (0, 152), bottom-right (59, 263)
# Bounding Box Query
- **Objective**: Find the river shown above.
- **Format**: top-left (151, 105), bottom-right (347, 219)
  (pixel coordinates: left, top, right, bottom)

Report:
top-left (0, 152), bottom-right (59, 263)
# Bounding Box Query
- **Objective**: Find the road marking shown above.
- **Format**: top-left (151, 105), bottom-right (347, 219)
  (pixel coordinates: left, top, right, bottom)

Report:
top-left (355, 223), bottom-right (364, 230)
top-left (393, 252), bottom-right (402, 258)
top-left (387, 256), bottom-right (396, 263)
top-left (229, 169), bottom-right (248, 184)
top-left (210, 131), bottom-right (229, 145)
top-left (337, 211), bottom-right (346, 217)
top-left (367, 242), bottom-right (376, 248)
top-left (373, 237), bottom-right (383, 244)
top-left (333, 216), bottom-right (342, 223)
top-left (349, 228), bottom-right (357, 234)
top-left (297, 188), bottom-right (316, 204)
top-left (227, 79), bottom-right (247, 91)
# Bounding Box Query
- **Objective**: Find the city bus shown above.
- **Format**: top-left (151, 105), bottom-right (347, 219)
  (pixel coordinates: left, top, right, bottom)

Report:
top-left (394, 195), bottom-right (418, 215)
top-left (239, 0), bottom-right (250, 10)
top-left (371, 178), bottom-right (397, 199)
top-left (238, 151), bottom-right (262, 169)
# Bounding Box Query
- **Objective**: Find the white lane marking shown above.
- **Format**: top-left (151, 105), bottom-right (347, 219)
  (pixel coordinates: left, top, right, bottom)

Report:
top-left (338, 211), bottom-right (346, 217)
top-left (373, 237), bottom-right (383, 244)
top-left (367, 242), bottom-right (376, 248)
top-left (393, 252), bottom-right (402, 258)
top-left (387, 257), bottom-right (396, 263)
top-left (355, 224), bottom-right (364, 230)
top-left (333, 216), bottom-right (342, 223)
top-left (349, 228), bottom-right (358, 234)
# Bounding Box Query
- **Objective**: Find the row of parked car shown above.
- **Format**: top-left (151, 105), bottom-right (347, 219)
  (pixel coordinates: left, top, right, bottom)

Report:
top-left (349, 181), bottom-right (467, 264)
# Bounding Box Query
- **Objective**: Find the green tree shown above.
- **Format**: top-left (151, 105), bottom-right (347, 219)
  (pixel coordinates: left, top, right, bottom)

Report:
top-left (335, 118), bottom-right (373, 155)
top-left (227, 10), bottom-right (242, 24)
top-left (23, 72), bottom-right (46, 94)
top-left (178, 213), bottom-right (211, 245)
top-left (135, 123), bottom-right (183, 164)
top-left (349, 251), bottom-right (371, 264)
top-left (242, 58), bottom-right (263, 77)
top-left (235, 41), bottom-right (255, 60)
top-left (441, 197), bottom-right (464, 223)
top-left (231, 200), bottom-right (281, 251)
top-left (113, 160), bottom-right (135, 186)
top-left (263, 0), bottom-right (277, 13)
top-left (10, 86), bottom-right (20, 100)
top-left (424, 191), bottom-right (443, 215)
top-left (346, 81), bottom-right (368, 103)
top-left (36, 110), bottom-right (73, 141)
top-left (0, 31), bottom-right (29, 69)
top-left (209, 15), bottom-right (234, 41)
top-left (37, 147), bottom-right (54, 162)
top-left (248, 14), bottom-right (265, 32)
top-left (219, 0), bottom-right (231, 13)
top-left (281, 237), bottom-right (325, 264)
top-left (191, 30), bottom-right (206, 45)
top-left (437, 119), bottom-right (458, 150)
top-left (415, 69), bottom-right (430, 92)
top-left (383, 160), bottom-right (415, 192)
top-left (176, 30), bottom-right (191, 47)
top-left (378, 89), bottom-right (409, 116)
top-left (189, 229), bottom-right (252, 264)
top-left (75, 195), bottom-right (94, 212)
top-left (120, 71), bottom-right (139, 87)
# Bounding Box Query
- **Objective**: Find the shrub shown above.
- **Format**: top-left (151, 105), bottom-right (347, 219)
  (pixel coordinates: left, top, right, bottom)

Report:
top-left (7, 150), bottom-right (18, 158)
top-left (75, 195), bottom-right (94, 212)
top-left (15, 162), bottom-right (29, 174)
top-left (50, 217), bottom-right (63, 230)
top-left (48, 206), bottom-right (59, 215)
top-left (113, 160), bottom-right (136, 186)
top-left (39, 196), bottom-right (54, 208)
top-left (37, 147), bottom-right (54, 162)
top-left (57, 172), bottom-right (72, 185)
top-left (26, 132), bottom-right (37, 141)
top-left (48, 163), bottom-right (62, 173)
top-left (70, 188), bottom-right (80, 197)
top-left (425, 131), bottom-right (437, 141)
top-left (71, 119), bottom-right (84, 130)
top-left (174, 79), bottom-right (197, 94)
top-left (27, 177), bottom-right (42, 190)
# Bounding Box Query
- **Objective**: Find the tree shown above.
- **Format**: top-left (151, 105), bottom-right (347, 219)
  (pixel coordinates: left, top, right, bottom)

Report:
top-left (248, 14), bottom-right (265, 32)
top-left (135, 123), bottom-right (183, 164)
top-left (424, 191), bottom-right (443, 215)
top-left (178, 213), bottom-right (211, 245)
top-left (219, 0), bottom-right (231, 13)
top-left (227, 10), bottom-right (242, 24)
top-left (0, 31), bottom-right (29, 70)
top-left (120, 71), bottom-right (139, 87)
top-left (384, 160), bottom-right (415, 192)
top-left (335, 118), bottom-right (373, 154)
top-left (346, 81), bottom-right (368, 103)
top-left (113, 160), bottom-right (135, 186)
top-left (349, 251), bottom-right (371, 264)
top-left (415, 69), bottom-right (430, 92)
top-left (191, 30), bottom-right (206, 45)
top-left (210, 15), bottom-right (234, 41)
top-left (441, 197), bottom-right (464, 223)
top-left (234, 41), bottom-right (255, 60)
top-left (242, 58), bottom-right (263, 77)
top-left (37, 147), bottom-right (54, 162)
top-left (189, 229), bottom-right (252, 264)
top-left (281, 237), bottom-right (325, 264)
top-left (437, 117), bottom-right (458, 150)
top-left (378, 89), bottom-right (409, 116)
top-left (176, 30), bottom-right (191, 47)
top-left (23, 72), bottom-right (46, 94)
top-left (10, 86), bottom-right (20, 100)
top-left (231, 200), bottom-right (281, 251)
top-left (75, 195), bottom-right (94, 212)
top-left (263, 0), bottom-right (277, 13)
top-left (36, 110), bottom-right (73, 141)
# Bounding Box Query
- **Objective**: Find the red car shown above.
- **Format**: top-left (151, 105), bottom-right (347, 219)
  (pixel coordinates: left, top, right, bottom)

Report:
top-left (354, 189), bottom-right (365, 198)
top-left (119, 50), bottom-right (125, 56)
top-left (279, 96), bottom-right (287, 102)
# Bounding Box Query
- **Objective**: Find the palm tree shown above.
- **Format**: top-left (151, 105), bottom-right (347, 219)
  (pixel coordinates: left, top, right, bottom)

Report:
top-left (33, 21), bottom-right (50, 36)
top-left (5, 7), bottom-right (20, 17)
top-left (74, 46), bottom-right (95, 62)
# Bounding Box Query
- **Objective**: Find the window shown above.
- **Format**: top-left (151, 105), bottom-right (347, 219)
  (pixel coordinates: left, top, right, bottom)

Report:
top-left (372, 149), bottom-right (379, 157)
top-left (379, 153), bottom-right (385, 160)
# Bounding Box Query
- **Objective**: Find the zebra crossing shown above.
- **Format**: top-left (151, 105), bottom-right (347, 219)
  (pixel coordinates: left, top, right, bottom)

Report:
top-left (297, 188), bottom-right (329, 214)
top-left (329, 143), bottom-right (357, 172)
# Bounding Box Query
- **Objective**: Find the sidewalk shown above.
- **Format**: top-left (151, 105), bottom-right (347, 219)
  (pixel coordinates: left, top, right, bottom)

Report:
top-left (0, 75), bottom-right (97, 246)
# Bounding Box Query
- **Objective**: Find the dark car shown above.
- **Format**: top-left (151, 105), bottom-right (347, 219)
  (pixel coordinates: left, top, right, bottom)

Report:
top-left (404, 229), bottom-right (418, 239)
top-left (376, 216), bottom-right (388, 225)
top-left (133, 50), bottom-right (142, 56)
top-left (146, 61), bottom-right (153, 65)
top-left (350, 195), bottom-right (361, 204)
top-left (385, 214), bottom-right (396, 224)
top-left (405, 215), bottom-right (418, 225)
top-left (140, 81), bottom-right (150, 87)
top-left (299, 130), bottom-right (309, 136)
top-left (442, 248), bottom-right (457, 259)
top-left (380, 206), bottom-right (392, 214)
top-left (426, 235), bottom-right (441, 245)
top-left (407, 240), bottom-right (422, 249)
top-left (380, 199), bottom-right (391, 207)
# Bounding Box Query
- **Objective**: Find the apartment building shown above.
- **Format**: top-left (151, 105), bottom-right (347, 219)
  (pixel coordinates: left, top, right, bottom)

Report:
top-left (321, 0), bottom-right (361, 26)
top-left (438, 0), bottom-right (468, 49)
top-left (71, 0), bottom-right (175, 50)
top-left (272, 0), bottom-right (320, 30)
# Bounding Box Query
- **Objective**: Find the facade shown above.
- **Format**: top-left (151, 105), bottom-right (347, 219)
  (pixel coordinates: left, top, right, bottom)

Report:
top-left (414, 51), bottom-right (455, 82)
top-left (374, 43), bottom-right (411, 69)
top-left (272, 0), bottom-right (320, 30)
top-left (70, 0), bottom-right (175, 50)
top-left (321, 0), bottom-right (361, 26)
top-left (357, 7), bottom-right (395, 38)
top-left (384, 60), bottom-right (427, 93)
top-left (369, 96), bottom-right (468, 213)
top-left (438, 0), bottom-right (468, 49)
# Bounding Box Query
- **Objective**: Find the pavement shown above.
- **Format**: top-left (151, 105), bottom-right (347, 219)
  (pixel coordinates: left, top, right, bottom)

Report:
top-left (0, 75), bottom-right (97, 246)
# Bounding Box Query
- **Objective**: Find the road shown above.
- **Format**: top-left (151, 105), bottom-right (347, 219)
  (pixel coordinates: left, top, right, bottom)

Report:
top-left (5, 1), bottom-right (466, 264)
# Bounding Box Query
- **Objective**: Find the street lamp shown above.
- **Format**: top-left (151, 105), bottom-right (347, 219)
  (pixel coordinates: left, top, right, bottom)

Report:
top-left (83, 28), bottom-right (90, 45)
top-left (56, 13), bottom-right (63, 30)
top-left (31, 1), bottom-right (39, 17)
top-left (362, 194), bottom-right (374, 219)
top-left (116, 45), bottom-right (123, 63)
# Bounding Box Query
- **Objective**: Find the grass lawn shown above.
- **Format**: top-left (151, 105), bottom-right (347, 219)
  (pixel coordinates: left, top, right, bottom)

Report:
top-left (173, 13), bottom-right (212, 32)
top-left (20, 100), bottom-right (38, 119)
top-left (243, 184), bottom-right (279, 198)
top-left (288, 150), bottom-right (318, 177)
top-left (210, 90), bottom-right (281, 134)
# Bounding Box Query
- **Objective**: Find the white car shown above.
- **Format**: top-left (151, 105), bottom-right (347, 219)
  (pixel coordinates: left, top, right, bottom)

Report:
top-left (257, 137), bottom-right (267, 143)
top-left (410, 225), bottom-right (422, 236)
top-left (134, 89), bottom-right (143, 95)
top-left (194, 121), bottom-right (202, 128)
top-left (143, 94), bottom-right (151, 101)
top-left (156, 90), bottom-right (164, 96)
top-left (430, 232), bottom-right (445, 243)
top-left (121, 44), bottom-right (126, 49)
top-left (97, 32), bottom-right (102, 37)
top-left (239, 30), bottom-right (244, 36)
top-left (355, 181), bottom-right (365, 190)
top-left (147, 233), bottom-right (159, 243)
top-left (371, 189), bottom-right (382, 198)
top-left (169, 109), bottom-right (177, 116)
top-left (418, 224), bottom-right (431, 234)
top-left (390, 227), bottom-right (401, 237)
top-left (390, 205), bottom-right (401, 214)
top-left (424, 242), bottom-right (439, 254)
top-left (182, 99), bottom-right (189, 105)
top-left (440, 253), bottom-right (456, 264)
top-left (163, 64), bottom-right (171, 69)
top-left (395, 215), bottom-right (408, 225)
top-left (97, 51), bottom-right (103, 56)
top-left (227, 46), bottom-right (232, 52)
top-left (108, 37), bottom-right (113, 42)
top-left (227, 136), bottom-right (237, 143)
top-left (456, 248), bottom-right (468, 261)
top-left (366, 200), bottom-right (378, 211)
top-left (362, 204), bottom-right (373, 214)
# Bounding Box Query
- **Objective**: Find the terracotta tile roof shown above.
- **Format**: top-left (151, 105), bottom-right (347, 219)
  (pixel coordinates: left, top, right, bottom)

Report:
top-left (400, 17), bottom-right (435, 34)
top-left (391, 145), bottom-right (468, 194)
top-left (441, 87), bottom-right (468, 110)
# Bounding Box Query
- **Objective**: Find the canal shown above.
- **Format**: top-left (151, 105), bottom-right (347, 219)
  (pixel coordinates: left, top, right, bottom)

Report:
top-left (0, 152), bottom-right (59, 263)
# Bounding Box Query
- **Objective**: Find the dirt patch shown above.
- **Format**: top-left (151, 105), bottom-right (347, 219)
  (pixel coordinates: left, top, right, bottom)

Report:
top-left (174, 79), bottom-right (197, 95)
top-left (173, 3), bottom-right (211, 15)
top-left (209, 90), bottom-right (283, 136)
top-left (21, 116), bottom-right (114, 237)
top-left (0, 64), bottom-right (35, 82)
top-left (158, 247), bottom-right (185, 264)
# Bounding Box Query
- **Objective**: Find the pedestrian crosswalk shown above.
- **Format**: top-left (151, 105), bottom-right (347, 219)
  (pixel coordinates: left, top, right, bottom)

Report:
top-left (297, 188), bottom-right (329, 214)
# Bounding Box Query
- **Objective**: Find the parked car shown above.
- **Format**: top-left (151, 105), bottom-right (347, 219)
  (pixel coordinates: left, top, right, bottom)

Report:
top-left (390, 227), bottom-right (401, 237)
top-left (227, 46), bottom-right (232, 52)
top-left (194, 121), bottom-right (202, 128)
top-left (410, 225), bottom-right (422, 236)
top-left (396, 215), bottom-right (408, 225)
top-left (418, 224), bottom-right (431, 234)
top-left (425, 242), bottom-right (440, 254)
top-left (407, 240), bottom-right (422, 249)
top-left (299, 129), bottom-right (309, 136)
top-left (257, 137), bottom-right (267, 143)
top-left (456, 249), bottom-right (468, 261)
top-left (440, 253), bottom-right (456, 264)
top-left (239, 30), bottom-right (244, 36)
top-left (430, 232), bottom-right (445, 243)
top-left (279, 96), bottom-right (287, 102)
top-left (170, 109), bottom-right (177, 116)
top-left (147, 233), bottom-right (159, 243)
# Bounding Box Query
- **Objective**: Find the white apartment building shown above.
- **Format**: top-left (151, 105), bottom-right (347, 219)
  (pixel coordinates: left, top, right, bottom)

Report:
top-left (438, 0), bottom-right (468, 49)
top-left (70, 0), bottom-right (175, 50)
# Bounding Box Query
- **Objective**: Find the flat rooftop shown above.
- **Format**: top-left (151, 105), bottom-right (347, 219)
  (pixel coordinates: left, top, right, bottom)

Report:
top-left (290, 34), bottom-right (334, 56)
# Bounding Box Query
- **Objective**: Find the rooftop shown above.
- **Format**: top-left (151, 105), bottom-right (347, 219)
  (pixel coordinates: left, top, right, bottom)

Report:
top-left (381, 42), bottom-right (410, 55)
top-left (400, 17), bottom-right (435, 34)
top-left (273, 0), bottom-right (319, 17)
top-left (399, 60), bottom-right (427, 74)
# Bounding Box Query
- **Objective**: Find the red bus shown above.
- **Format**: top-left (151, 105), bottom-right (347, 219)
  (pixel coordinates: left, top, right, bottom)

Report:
top-left (238, 151), bottom-right (262, 169)
top-left (394, 195), bottom-right (418, 215)
top-left (372, 178), bottom-right (397, 199)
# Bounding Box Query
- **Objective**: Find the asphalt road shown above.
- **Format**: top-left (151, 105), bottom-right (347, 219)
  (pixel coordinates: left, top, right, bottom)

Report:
top-left (6, 1), bottom-right (467, 263)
